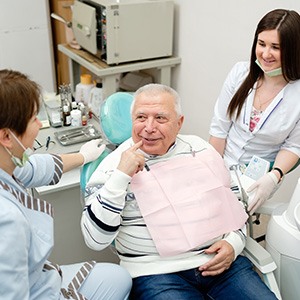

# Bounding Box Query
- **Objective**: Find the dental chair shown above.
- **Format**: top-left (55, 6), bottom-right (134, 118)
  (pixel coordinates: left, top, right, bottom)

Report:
top-left (248, 160), bottom-right (300, 241)
top-left (80, 91), bottom-right (134, 193)
top-left (80, 91), bottom-right (282, 299)
top-left (265, 177), bottom-right (300, 300)
top-left (244, 236), bottom-right (281, 299)
top-left (246, 163), bottom-right (300, 300)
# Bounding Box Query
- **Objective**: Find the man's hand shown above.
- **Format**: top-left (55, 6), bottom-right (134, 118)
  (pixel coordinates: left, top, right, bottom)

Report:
top-left (198, 240), bottom-right (235, 276)
top-left (117, 141), bottom-right (145, 177)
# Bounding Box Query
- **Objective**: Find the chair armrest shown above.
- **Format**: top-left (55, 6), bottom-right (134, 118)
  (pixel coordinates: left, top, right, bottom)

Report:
top-left (243, 237), bottom-right (277, 274)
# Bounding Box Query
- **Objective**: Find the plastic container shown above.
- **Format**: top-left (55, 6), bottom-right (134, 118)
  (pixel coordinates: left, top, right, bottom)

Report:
top-left (75, 74), bottom-right (94, 105)
top-left (70, 109), bottom-right (82, 127)
top-left (44, 97), bottom-right (63, 127)
top-left (90, 82), bottom-right (103, 118)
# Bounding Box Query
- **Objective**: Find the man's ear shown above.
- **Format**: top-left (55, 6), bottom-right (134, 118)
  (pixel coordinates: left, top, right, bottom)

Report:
top-left (0, 129), bottom-right (13, 148)
top-left (177, 115), bottom-right (184, 131)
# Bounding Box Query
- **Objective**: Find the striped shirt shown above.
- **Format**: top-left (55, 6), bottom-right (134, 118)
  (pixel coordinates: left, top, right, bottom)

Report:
top-left (81, 135), bottom-right (246, 278)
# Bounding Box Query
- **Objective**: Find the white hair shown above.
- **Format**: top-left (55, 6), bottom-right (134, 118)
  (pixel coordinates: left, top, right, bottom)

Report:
top-left (130, 83), bottom-right (182, 116)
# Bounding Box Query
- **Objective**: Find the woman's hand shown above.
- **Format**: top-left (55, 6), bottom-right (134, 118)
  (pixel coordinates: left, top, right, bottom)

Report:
top-left (247, 172), bottom-right (278, 214)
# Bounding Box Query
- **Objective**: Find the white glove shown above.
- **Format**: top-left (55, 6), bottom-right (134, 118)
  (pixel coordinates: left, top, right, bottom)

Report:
top-left (79, 139), bottom-right (106, 165)
top-left (247, 172), bottom-right (278, 215)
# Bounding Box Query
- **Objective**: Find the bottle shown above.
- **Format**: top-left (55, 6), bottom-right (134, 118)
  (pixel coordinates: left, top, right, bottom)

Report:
top-left (75, 74), bottom-right (94, 106)
top-left (70, 100), bottom-right (81, 127)
top-left (63, 103), bottom-right (71, 126)
top-left (89, 82), bottom-right (103, 118)
top-left (71, 99), bottom-right (78, 110)
top-left (78, 102), bottom-right (88, 126)
top-left (82, 114), bottom-right (88, 126)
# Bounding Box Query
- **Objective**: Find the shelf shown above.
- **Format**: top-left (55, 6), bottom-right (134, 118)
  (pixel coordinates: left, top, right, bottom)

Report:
top-left (58, 43), bottom-right (181, 98)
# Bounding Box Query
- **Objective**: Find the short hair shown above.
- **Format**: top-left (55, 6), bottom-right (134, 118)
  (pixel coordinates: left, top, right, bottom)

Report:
top-left (131, 83), bottom-right (182, 117)
top-left (0, 69), bottom-right (41, 135)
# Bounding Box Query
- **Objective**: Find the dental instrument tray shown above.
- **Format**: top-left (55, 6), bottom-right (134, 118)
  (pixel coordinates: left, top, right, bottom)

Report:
top-left (54, 124), bottom-right (101, 146)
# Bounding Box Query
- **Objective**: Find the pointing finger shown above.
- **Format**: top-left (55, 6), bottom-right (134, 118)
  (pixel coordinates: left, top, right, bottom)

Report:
top-left (130, 140), bottom-right (143, 151)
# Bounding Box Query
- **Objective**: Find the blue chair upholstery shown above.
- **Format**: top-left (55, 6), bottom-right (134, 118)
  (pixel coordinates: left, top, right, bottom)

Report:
top-left (80, 92), bottom-right (134, 191)
top-left (100, 92), bottom-right (134, 145)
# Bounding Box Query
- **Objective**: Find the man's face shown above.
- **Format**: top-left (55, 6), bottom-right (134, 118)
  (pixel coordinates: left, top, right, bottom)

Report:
top-left (131, 91), bottom-right (184, 155)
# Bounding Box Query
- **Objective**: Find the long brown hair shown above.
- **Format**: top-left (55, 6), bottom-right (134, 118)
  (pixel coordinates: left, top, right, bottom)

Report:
top-left (227, 9), bottom-right (300, 119)
top-left (0, 69), bottom-right (41, 135)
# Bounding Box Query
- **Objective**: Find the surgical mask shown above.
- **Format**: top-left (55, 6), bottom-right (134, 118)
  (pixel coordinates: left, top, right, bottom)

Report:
top-left (255, 59), bottom-right (282, 77)
top-left (5, 130), bottom-right (33, 167)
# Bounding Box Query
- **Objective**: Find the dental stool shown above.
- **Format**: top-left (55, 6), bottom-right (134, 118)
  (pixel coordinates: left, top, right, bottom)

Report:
top-left (80, 92), bottom-right (133, 194)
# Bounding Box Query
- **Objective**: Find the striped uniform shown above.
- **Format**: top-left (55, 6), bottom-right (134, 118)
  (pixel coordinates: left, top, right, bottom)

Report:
top-left (0, 154), bottom-right (130, 299)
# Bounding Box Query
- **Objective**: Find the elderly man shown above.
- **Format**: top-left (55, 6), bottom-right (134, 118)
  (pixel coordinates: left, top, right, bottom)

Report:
top-left (81, 84), bottom-right (277, 299)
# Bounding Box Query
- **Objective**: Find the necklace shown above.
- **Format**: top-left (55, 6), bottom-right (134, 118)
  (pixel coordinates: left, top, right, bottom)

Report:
top-left (257, 94), bottom-right (275, 111)
top-left (255, 77), bottom-right (287, 111)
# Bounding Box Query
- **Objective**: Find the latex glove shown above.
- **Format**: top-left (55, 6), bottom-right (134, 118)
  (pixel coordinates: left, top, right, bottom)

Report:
top-left (79, 139), bottom-right (106, 165)
top-left (247, 172), bottom-right (278, 215)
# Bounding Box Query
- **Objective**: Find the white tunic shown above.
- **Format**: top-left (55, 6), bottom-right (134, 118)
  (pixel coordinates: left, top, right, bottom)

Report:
top-left (209, 61), bottom-right (300, 167)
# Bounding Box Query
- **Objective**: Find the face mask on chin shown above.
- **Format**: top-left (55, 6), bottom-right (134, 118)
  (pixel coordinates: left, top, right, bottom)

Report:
top-left (5, 130), bottom-right (33, 168)
top-left (255, 59), bottom-right (283, 77)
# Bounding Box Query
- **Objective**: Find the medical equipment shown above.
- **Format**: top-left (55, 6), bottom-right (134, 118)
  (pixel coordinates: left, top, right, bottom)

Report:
top-left (229, 156), bottom-right (270, 210)
top-left (54, 124), bottom-right (101, 146)
top-left (72, 0), bottom-right (174, 64)
top-left (243, 155), bottom-right (270, 181)
top-left (240, 156), bottom-right (270, 206)
top-left (44, 96), bottom-right (63, 128)
top-left (266, 178), bottom-right (300, 300)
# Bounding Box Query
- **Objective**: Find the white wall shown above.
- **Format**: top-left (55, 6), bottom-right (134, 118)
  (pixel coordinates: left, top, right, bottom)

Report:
top-left (172, 0), bottom-right (300, 205)
top-left (0, 0), bottom-right (56, 91)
